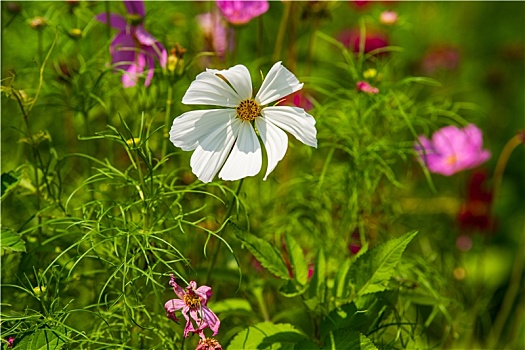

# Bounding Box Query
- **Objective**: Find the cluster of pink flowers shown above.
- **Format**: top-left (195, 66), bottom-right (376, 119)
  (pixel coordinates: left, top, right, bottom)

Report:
top-left (165, 275), bottom-right (222, 349)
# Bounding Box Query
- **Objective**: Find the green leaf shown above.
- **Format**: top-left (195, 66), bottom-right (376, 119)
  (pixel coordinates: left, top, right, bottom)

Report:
top-left (233, 225), bottom-right (290, 280)
top-left (227, 322), bottom-right (308, 350)
top-left (1, 171), bottom-right (20, 199)
top-left (209, 298), bottom-right (252, 314)
top-left (325, 330), bottom-right (378, 350)
top-left (14, 329), bottom-right (66, 350)
top-left (333, 259), bottom-right (352, 299)
top-left (348, 231), bottom-right (418, 296)
top-left (294, 339), bottom-right (320, 350)
top-left (285, 234), bottom-right (308, 285)
top-left (305, 248), bottom-right (326, 310)
top-left (279, 279), bottom-right (307, 298)
top-left (1, 227), bottom-right (26, 255)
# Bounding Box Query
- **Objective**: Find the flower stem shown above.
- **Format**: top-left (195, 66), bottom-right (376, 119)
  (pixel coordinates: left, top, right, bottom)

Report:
top-left (161, 84), bottom-right (174, 160)
top-left (273, 1), bottom-right (291, 63)
top-left (205, 178), bottom-right (244, 285)
top-left (491, 132), bottom-right (523, 199)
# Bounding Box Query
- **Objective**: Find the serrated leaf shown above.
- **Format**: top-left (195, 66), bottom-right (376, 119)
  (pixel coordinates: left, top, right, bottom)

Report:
top-left (233, 225), bottom-right (290, 280)
top-left (348, 231), bottom-right (418, 296)
top-left (325, 329), bottom-right (378, 350)
top-left (1, 171), bottom-right (20, 198)
top-left (285, 234), bottom-right (308, 285)
top-left (1, 227), bottom-right (26, 255)
top-left (14, 329), bottom-right (66, 350)
top-left (227, 322), bottom-right (308, 350)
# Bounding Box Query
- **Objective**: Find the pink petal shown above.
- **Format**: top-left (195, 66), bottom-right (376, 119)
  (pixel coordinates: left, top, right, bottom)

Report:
top-left (95, 13), bottom-right (127, 31)
top-left (124, 0), bottom-right (145, 17)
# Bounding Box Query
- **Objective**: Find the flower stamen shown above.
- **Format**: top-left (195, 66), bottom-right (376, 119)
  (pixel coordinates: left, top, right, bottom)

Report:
top-left (184, 293), bottom-right (201, 310)
top-left (236, 99), bottom-right (260, 121)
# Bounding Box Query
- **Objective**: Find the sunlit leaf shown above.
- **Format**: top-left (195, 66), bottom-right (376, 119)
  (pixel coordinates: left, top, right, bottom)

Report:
top-left (227, 322), bottom-right (308, 350)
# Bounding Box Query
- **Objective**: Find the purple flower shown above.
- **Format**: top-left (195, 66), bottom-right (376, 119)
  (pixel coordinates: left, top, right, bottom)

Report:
top-left (216, 0), bottom-right (269, 25)
top-left (356, 81), bottom-right (379, 94)
top-left (415, 124), bottom-right (491, 176)
top-left (7, 337), bottom-right (14, 349)
top-left (164, 275), bottom-right (220, 337)
top-left (95, 1), bottom-right (167, 88)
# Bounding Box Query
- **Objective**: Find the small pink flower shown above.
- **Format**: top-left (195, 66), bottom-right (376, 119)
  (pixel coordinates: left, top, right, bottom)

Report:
top-left (337, 29), bottom-right (389, 56)
top-left (7, 337), bottom-right (15, 349)
top-left (356, 81), bottom-right (379, 94)
top-left (380, 10), bottom-right (398, 25)
top-left (216, 0), bottom-right (269, 25)
top-left (414, 124), bottom-right (491, 176)
top-left (164, 275), bottom-right (220, 337)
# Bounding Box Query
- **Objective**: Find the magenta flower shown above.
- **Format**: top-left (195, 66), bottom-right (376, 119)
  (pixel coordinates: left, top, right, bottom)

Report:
top-left (415, 124), bottom-right (491, 176)
top-left (164, 275), bottom-right (220, 337)
top-left (421, 45), bottom-right (460, 74)
top-left (356, 81), bottom-right (379, 94)
top-left (337, 29), bottom-right (389, 56)
top-left (95, 1), bottom-right (167, 88)
top-left (216, 0), bottom-right (269, 25)
top-left (282, 91), bottom-right (314, 112)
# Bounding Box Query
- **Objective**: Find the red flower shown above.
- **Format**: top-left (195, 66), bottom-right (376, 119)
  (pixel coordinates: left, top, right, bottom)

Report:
top-left (458, 169), bottom-right (495, 232)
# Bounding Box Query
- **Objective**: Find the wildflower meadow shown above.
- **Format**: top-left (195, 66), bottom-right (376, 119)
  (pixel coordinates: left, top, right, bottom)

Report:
top-left (1, 1), bottom-right (524, 349)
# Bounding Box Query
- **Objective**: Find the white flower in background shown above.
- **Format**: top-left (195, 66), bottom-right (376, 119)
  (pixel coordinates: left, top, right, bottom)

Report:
top-left (170, 61), bottom-right (317, 183)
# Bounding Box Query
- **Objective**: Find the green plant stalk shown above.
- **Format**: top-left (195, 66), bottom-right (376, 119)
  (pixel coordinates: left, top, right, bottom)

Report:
top-left (205, 178), bottom-right (244, 285)
top-left (273, 1), bottom-right (291, 63)
top-left (161, 84), bottom-right (174, 160)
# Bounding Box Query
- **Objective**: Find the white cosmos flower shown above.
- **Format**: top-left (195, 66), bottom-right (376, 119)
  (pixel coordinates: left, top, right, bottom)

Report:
top-left (169, 61), bottom-right (317, 183)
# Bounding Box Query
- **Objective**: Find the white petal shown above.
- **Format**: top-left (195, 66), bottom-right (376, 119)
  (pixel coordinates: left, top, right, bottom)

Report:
top-left (182, 71), bottom-right (242, 107)
top-left (207, 65), bottom-right (252, 100)
top-left (261, 106), bottom-right (317, 148)
top-left (190, 117), bottom-right (240, 183)
top-left (255, 61), bottom-right (303, 105)
top-left (170, 109), bottom-right (236, 151)
top-left (255, 117), bottom-right (288, 180)
top-left (219, 120), bottom-right (262, 181)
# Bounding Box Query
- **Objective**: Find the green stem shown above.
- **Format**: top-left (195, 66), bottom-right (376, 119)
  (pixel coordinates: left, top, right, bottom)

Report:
top-left (205, 179), bottom-right (244, 285)
top-left (161, 84), bottom-right (174, 160)
top-left (273, 1), bottom-right (291, 63)
top-left (491, 133), bottom-right (523, 200)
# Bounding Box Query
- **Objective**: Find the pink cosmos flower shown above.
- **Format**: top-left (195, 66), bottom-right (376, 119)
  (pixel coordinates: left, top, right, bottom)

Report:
top-left (380, 10), bottom-right (398, 25)
top-left (95, 0), bottom-right (167, 88)
top-left (196, 11), bottom-right (234, 59)
top-left (356, 81), bottom-right (379, 94)
top-left (415, 124), bottom-right (491, 176)
top-left (164, 275), bottom-right (220, 337)
top-left (216, 0), bottom-right (269, 25)
top-left (337, 29), bottom-right (389, 56)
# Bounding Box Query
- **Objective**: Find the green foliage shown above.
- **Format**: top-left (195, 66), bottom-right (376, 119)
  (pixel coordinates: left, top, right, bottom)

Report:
top-left (1, 227), bottom-right (26, 255)
top-left (227, 322), bottom-right (308, 350)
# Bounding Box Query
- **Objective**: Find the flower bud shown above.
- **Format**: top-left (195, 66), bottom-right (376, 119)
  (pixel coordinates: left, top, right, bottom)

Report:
top-left (68, 28), bottom-right (82, 39)
top-left (29, 16), bottom-right (47, 30)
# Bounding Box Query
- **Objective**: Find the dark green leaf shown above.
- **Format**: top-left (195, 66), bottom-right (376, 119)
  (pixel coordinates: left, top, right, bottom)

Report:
top-left (325, 329), bottom-right (378, 350)
top-left (1, 171), bottom-right (20, 198)
top-left (233, 225), bottom-right (290, 280)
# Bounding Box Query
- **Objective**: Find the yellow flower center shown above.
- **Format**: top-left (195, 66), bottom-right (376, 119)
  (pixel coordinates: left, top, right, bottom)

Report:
top-left (236, 99), bottom-right (261, 121)
top-left (198, 337), bottom-right (221, 349)
top-left (184, 293), bottom-right (201, 310)
top-left (446, 155), bottom-right (457, 166)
